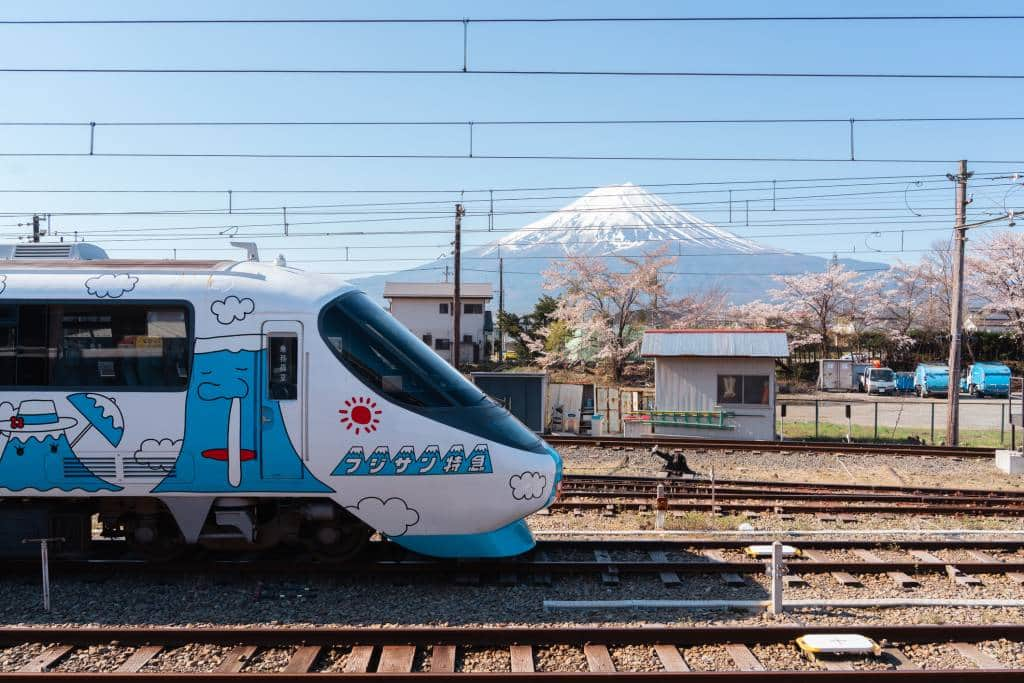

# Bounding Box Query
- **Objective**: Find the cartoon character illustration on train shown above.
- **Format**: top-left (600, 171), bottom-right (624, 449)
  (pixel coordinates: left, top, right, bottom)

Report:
top-left (0, 243), bottom-right (561, 559)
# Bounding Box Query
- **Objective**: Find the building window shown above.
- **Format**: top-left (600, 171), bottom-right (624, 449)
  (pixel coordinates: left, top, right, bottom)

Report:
top-left (439, 303), bottom-right (449, 314)
top-left (434, 338), bottom-right (451, 351)
top-left (421, 333), bottom-right (432, 346)
top-left (462, 334), bottom-right (473, 343)
top-left (464, 303), bottom-right (483, 315)
top-left (0, 302), bottom-right (191, 389)
top-left (717, 374), bottom-right (770, 405)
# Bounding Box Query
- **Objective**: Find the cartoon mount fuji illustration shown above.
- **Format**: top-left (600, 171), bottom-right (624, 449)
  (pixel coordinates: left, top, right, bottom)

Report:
top-left (0, 400), bottom-right (121, 492)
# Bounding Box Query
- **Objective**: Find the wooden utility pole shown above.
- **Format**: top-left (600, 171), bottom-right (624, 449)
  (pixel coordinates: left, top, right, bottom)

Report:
top-left (946, 160), bottom-right (970, 446)
top-left (452, 203), bottom-right (464, 369)
top-left (497, 255), bottom-right (504, 362)
top-left (31, 214), bottom-right (40, 242)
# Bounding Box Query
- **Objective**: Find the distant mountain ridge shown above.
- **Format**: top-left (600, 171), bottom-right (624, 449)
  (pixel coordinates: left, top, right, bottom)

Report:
top-left (352, 183), bottom-right (886, 312)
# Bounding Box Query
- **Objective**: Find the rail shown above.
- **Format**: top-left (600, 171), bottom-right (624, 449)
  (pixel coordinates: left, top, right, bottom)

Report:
top-left (545, 434), bottom-right (996, 458)
top-left (0, 625), bottom-right (1021, 678)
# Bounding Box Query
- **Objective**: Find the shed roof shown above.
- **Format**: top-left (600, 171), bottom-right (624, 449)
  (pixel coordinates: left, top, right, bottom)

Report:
top-left (641, 328), bottom-right (789, 358)
top-left (383, 282), bottom-right (493, 299)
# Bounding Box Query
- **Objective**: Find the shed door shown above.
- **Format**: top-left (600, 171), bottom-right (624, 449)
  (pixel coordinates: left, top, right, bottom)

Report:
top-left (260, 321), bottom-right (306, 478)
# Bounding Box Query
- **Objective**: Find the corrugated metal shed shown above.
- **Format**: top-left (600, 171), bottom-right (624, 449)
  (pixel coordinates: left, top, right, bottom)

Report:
top-left (383, 282), bottom-right (493, 299)
top-left (641, 329), bottom-right (789, 358)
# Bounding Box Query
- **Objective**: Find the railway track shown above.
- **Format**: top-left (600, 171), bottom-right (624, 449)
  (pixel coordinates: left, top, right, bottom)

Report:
top-left (547, 434), bottom-right (996, 458)
top-left (0, 625), bottom-right (1021, 678)
top-left (555, 474), bottom-right (1024, 518)
top-left (16, 538), bottom-right (1024, 586)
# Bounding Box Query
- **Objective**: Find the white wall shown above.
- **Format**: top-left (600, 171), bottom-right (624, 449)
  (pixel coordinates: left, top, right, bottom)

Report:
top-left (387, 297), bottom-right (488, 362)
top-left (653, 356), bottom-right (777, 441)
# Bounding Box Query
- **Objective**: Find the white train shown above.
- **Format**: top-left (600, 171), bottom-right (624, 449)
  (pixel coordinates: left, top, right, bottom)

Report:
top-left (0, 243), bottom-right (561, 558)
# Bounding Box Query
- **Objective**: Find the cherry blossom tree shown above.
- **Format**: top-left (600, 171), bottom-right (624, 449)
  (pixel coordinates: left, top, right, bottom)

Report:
top-left (532, 249), bottom-right (675, 381)
top-left (764, 263), bottom-right (860, 357)
top-left (968, 230), bottom-right (1024, 342)
top-left (916, 240), bottom-right (962, 335)
top-left (861, 261), bottom-right (929, 349)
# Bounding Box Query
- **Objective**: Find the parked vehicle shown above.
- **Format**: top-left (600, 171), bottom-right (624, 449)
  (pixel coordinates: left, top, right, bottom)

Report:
top-left (894, 371), bottom-right (915, 394)
top-left (860, 367), bottom-right (896, 395)
top-left (818, 359), bottom-right (870, 392)
top-left (914, 363), bottom-right (949, 398)
top-left (966, 362), bottom-right (1011, 398)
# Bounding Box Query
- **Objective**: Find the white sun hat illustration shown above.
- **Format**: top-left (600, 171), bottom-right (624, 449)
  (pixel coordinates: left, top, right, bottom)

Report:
top-left (0, 399), bottom-right (78, 434)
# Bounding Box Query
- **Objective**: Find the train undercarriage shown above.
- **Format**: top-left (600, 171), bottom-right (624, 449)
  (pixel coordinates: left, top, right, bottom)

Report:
top-left (0, 497), bottom-right (372, 560)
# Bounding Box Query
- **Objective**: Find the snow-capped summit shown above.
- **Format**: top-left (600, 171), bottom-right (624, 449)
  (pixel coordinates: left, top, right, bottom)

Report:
top-left (481, 182), bottom-right (766, 256)
top-left (353, 182), bottom-right (883, 312)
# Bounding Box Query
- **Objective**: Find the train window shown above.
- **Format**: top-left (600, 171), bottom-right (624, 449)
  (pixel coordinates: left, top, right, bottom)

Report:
top-left (0, 303), bottom-right (190, 389)
top-left (267, 335), bottom-right (298, 400)
top-left (320, 292), bottom-right (487, 408)
top-left (717, 374), bottom-right (770, 405)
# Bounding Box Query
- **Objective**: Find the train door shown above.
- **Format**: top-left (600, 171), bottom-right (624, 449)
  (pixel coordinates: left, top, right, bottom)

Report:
top-left (259, 321), bottom-right (306, 479)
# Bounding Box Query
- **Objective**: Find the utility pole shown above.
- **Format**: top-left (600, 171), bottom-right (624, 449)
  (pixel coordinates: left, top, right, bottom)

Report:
top-left (498, 256), bottom-right (504, 362)
top-left (31, 214), bottom-right (40, 242)
top-left (452, 203), bottom-right (464, 370)
top-left (946, 160), bottom-right (970, 446)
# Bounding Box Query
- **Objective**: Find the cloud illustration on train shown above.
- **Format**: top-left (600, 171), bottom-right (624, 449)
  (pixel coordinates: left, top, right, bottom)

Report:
top-left (132, 438), bottom-right (182, 473)
top-left (85, 273), bottom-right (138, 299)
top-left (0, 402), bottom-right (14, 423)
top-left (509, 471), bottom-right (547, 500)
top-left (211, 296), bottom-right (255, 325)
top-left (346, 496), bottom-right (420, 536)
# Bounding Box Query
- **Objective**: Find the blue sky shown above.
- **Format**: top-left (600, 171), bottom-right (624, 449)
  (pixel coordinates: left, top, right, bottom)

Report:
top-left (0, 0), bottom-right (1023, 276)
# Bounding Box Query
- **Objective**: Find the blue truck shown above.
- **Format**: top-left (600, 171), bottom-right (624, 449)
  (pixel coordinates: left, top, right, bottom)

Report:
top-left (965, 362), bottom-right (1011, 398)
top-left (914, 363), bottom-right (949, 398)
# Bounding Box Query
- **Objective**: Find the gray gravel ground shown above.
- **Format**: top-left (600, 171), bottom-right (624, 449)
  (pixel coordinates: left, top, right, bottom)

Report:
top-left (141, 644), bottom-right (229, 672)
top-left (558, 444), bottom-right (1024, 491)
top-left (683, 644), bottom-right (738, 671)
top-left (900, 643), bottom-right (977, 669)
top-left (0, 643), bottom-right (50, 672)
top-left (535, 644), bottom-right (587, 672)
top-left (457, 647), bottom-right (510, 672)
top-left (0, 446), bottom-right (1022, 673)
top-left (53, 644), bottom-right (133, 672)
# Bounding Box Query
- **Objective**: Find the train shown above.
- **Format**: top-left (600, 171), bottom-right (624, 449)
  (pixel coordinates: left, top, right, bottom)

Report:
top-left (0, 243), bottom-right (561, 559)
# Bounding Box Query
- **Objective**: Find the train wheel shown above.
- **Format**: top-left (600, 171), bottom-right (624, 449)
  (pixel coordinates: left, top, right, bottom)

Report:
top-left (307, 522), bottom-right (372, 560)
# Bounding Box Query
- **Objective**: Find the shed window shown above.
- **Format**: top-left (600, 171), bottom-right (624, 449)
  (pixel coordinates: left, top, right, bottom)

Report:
top-left (717, 374), bottom-right (770, 405)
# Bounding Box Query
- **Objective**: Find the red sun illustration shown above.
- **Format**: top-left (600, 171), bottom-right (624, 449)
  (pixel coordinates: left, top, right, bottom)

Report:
top-left (338, 396), bottom-right (382, 434)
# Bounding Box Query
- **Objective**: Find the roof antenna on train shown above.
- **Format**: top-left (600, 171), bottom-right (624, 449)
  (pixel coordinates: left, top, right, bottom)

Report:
top-left (230, 241), bottom-right (260, 262)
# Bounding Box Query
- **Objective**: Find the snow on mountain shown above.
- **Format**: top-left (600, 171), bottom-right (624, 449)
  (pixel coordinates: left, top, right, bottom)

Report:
top-left (351, 182), bottom-right (885, 312)
top-left (479, 182), bottom-right (766, 256)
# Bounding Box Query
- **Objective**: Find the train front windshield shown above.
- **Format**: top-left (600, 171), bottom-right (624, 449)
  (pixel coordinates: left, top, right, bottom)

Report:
top-left (319, 291), bottom-right (547, 453)
top-left (319, 291), bottom-right (487, 408)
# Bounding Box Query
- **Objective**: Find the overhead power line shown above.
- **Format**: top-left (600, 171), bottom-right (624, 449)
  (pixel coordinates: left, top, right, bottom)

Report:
top-left (3, 67), bottom-right (1024, 79)
top-left (3, 151), bottom-right (1024, 164)
top-left (2, 15), bottom-right (1023, 25)
top-left (5, 115), bottom-right (1024, 126)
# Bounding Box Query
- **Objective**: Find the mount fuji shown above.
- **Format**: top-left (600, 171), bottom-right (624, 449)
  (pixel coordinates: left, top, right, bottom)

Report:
top-left (351, 183), bottom-right (886, 312)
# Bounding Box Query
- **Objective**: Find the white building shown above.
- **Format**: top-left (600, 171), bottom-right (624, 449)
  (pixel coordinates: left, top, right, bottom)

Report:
top-left (640, 328), bottom-right (789, 441)
top-left (383, 282), bottom-right (493, 364)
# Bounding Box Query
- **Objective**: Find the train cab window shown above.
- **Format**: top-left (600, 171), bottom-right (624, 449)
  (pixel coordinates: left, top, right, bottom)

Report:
top-left (267, 335), bottom-right (298, 400)
top-left (319, 291), bottom-right (487, 408)
top-left (0, 303), bottom-right (190, 389)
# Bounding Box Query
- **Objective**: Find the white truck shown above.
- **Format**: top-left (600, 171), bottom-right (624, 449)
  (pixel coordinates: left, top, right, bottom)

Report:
top-left (859, 367), bottom-right (896, 395)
